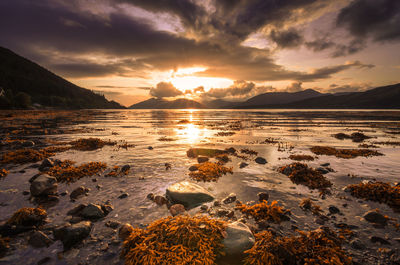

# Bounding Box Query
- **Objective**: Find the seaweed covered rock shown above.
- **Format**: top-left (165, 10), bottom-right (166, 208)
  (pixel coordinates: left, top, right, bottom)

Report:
top-left (345, 182), bottom-right (400, 210)
top-left (0, 169), bottom-right (9, 178)
top-left (121, 215), bottom-right (226, 265)
top-left (30, 174), bottom-right (58, 197)
top-left (166, 181), bottom-right (214, 208)
top-left (310, 146), bottom-right (382, 159)
top-left (53, 221), bottom-right (92, 249)
top-left (6, 207), bottom-right (47, 227)
top-left (288, 154), bottom-right (314, 161)
top-left (236, 201), bottom-right (290, 224)
top-left (70, 138), bottom-right (116, 151)
top-left (189, 162), bottom-right (233, 182)
top-left (278, 163), bottom-right (332, 194)
top-left (244, 227), bottom-right (352, 265)
top-left (220, 221), bottom-right (255, 264)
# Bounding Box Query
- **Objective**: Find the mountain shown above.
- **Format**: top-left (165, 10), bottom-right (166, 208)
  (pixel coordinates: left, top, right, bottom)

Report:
top-left (237, 89), bottom-right (323, 108)
top-left (236, 83), bottom-right (400, 109)
top-left (0, 46), bottom-right (124, 109)
top-left (201, 99), bottom-right (236, 109)
top-left (129, 98), bottom-right (206, 109)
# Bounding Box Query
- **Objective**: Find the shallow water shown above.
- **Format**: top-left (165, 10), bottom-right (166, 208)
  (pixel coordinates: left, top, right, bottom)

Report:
top-left (1, 109), bottom-right (400, 264)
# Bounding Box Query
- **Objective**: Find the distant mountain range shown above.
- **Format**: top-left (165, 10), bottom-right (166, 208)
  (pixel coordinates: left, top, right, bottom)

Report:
top-left (0, 46), bottom-right (124, 109)
top-left (130, 84), bottom-right (400, 109)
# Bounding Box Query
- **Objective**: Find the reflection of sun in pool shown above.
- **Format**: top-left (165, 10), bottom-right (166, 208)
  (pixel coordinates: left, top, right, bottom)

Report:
top-left (179, 123), bottom-right (200, 143)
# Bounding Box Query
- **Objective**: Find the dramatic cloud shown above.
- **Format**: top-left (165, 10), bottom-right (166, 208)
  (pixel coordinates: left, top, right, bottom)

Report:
top-left (337, 0), bottom-right (400, 42)
top-left (327, 82), bottom-right (373, 93)
top-left (149, 82), bottom-right (183, 98)
top-left (286, 82), bottom-right (303, 92)
top-left (270, 29), bottom-right (303, 49)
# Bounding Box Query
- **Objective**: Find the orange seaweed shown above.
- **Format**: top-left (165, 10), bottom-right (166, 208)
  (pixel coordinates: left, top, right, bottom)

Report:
top-left (70, 138), bottom-right (116, 151)
top-left (236, 200), bottom-right (289, 223)
top-left (189, 161), bottom-right (233, 182)
top-left (1, 148), bottom-right (54, 165)
top-left (310, 146), bottom-right (383, 159)
top-left (6, 207), bottom-right (47, 226)
top-left (45, 160), bottom-right (107, 183)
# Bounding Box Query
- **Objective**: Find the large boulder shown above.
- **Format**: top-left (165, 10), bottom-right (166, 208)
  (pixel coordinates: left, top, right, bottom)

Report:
top-left (30, 174), bottom-right (58, 197)
top-left (166, 181), bottom-right (214, 208)
top-left (220, 222), bottom-right (255, 264)
top-left (363, 210), bottom-right (387, 225)
top-left (53, 221), bottom-right (92, 249)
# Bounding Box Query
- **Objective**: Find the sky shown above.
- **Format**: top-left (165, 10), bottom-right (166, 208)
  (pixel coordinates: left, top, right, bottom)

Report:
top-left (0, 0), bottom-right (400, 106)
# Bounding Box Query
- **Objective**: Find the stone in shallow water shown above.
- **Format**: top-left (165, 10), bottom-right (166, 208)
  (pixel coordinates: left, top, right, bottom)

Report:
top-left (220, 221), bottom-right (255, 264)
top-left (119, 223), bottom-right (134, 240)
top-left (166, 181), bottom-right (214, 208)
top-left (363, 210), bottom-right (387, 225)
top-left (255, 157), bottom-right (267, 164)
top-left (169, 204), bottom-right (186, 216)
top-left (53, 221), bottom-right (92, 249)
top-left (28, 230), bottom-right (53, 248)
top-left (30, 174), bottom-right (58, 197)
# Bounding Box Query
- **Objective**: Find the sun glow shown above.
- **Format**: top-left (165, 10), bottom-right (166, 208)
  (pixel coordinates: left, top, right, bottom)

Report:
top-left (168, 67), bottom-right (233, 92)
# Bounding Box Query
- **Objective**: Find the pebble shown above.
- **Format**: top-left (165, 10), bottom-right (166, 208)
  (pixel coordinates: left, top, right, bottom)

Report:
top-left (189, 165), bottom-right (198, 171)
top-left (197, 156), bottom-right (209, 163)
top-left (154, 195), bottom-right (168, 206)
top-left (222, 193), bottom-right (237, 204)
top-left (257, 192), bottom-right (269, 202)
top-left (105, 220), bottom-right (121, 229)
top-left (239, 162), bottom-right (249, 168)
top-left (119, 224), bottom-right (134, 240)
top-left (363, 210), bottom-right (387, 225)
top-left (118, 192), bottom-right (129, 199)
top-left (370, 236), bottom-right (390, 245)
top-left (255, 157), bottom-right (267, 164)
top-left (328, 205), bottom-right (340, 214)
top-left (169, 204), bottom-right (186, 216)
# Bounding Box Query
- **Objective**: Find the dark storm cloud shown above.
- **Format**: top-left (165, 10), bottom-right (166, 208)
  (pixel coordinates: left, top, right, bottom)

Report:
top-left (337, 0), bottom-right (400, 42)
top-left (305, 38), bottom-right (335, 52)
top-left (269, 28), bottom-right (304, 49)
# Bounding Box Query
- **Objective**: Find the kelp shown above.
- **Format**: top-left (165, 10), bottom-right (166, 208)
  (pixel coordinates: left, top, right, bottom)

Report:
top-left (0, 169), bottom-right (9, 178)
top-left (240, 148), bottom-right (258, 156)
top-left (278, 163), bottom-right (332, 194)
top-left (299, 198), bottom-right (322, 215)
top-left (121, 215), bottom-right (226, 265)
top-left (215, 131), bottom-right (236, 136)
top-left (0, 236), bottom-right (9, 258)
top-left (333, 132), bottom-right (371, 142)
top-left (0, 148), bottom-right (54, 165)
top-left (158, 136), bottom-right (176, 141)
top-left (288, 154), bottom-right (314, 161)
top-left (6, 207), bottom-right (47, 226)
top-left (189, 162), bottom-right (233, 182)
top-left (345, 182), bottom-right (400, 210)
top-left (236, 200), bottom-right (289, 223)
top-left (310, 146), bottom-right (383, 159)
top-left (187, 148), bottom-right (226, 158)
top-left (69, 138), bottom-right (116, 151)
top-left (105, 165), bottom-right (130, 177)
top-left (244, 227), bottom-right (352, 265)
top-left (45, 160), bottom-right (107, 183)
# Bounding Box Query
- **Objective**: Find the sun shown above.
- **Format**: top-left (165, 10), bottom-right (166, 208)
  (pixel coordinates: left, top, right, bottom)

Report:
top-left (167, 67), bottom-right (233, 92)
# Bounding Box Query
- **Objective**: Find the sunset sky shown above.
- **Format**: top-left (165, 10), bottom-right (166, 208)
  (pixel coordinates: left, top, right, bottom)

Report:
top-left (1, 0), bottom-right (400, 106)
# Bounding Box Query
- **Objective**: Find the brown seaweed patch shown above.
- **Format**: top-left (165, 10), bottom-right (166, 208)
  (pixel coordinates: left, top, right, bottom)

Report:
top-left (373, 141), bottom-right (400, 146)
top-left (6, 207), bottom-right (47, 226)
top-left (310, 146), bottom-right (383, 158)
top-left (187, 148), bottom-right (226, 158)
top-left (333, 132), bottom-right (371, 142)
top-left (346, 182), bottom-right (400, 210)
top-left (236, 200), bottom-right (290, 223)
top-left (46, 160), bottom-right (107, 183)
top-left (105, 165), bottom-right (130, 177)
top-left (278, 163), bottom-right (332, 194)
top-left (288, 154), bottom-right (314, 161)
top-left (121, 215), bottom-right (226, 265)
top-left (70, 138), bottom-right (116, 151)
top-left (215, 131), bottom-right (236, 137)
top-left (0, 169), bottom-right (9, 178)
top-left (0, 236), bottom-right (10, 258)
top-left (299, 198), bottom-right (322, 215)
top-left (244, 227), bottom-right (352, 265)
top-left (158, 136), bottom-right (176, 142)
top-left (189, 162), bottom-right (233, 182)
top-left (1, 149), bottom-right (54, 165)
top-left (240, 148), bottom-right (258, 156)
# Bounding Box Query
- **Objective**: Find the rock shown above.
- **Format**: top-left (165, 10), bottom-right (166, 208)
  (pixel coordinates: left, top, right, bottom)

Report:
top-left (169, 204), bottom-right (186, 216)
top-left (320, 163), bottom-right (330, 167)
top-left (165, 163), bottom-right (171, 170)
top-left (350, 239), bottom-right (366, 250)
top-left (28, 230), bottom-right (53, 248)
top-left (154, 195), bottom-right (168, 206)
top-left (68, 216), bottom-right (83, 224)
top-left (217, 209), bottom-right (230, 217)
top-left (328, 206), bottom-right (340, 214)
top-left (67, 204), bottom-right (86, 216)
top-left (214, 200), bottom-right (221, 207)
top-left (363, 210), bottom-right (387, 225)
top-left (119, 223), bottom-right (134, 240)
top-left (188, 165), bottom-right (198, 172)
top-left (342, 186), bottom-right (352, 192)
top-left (39, 159), bottom-right (54, 171)
top-left (121, 165), bottom-right (130, 172)
top-left (197, 156), bottom-right (209, 163)
top-left (37, 257), bottom-right (52, 265)
top-left (22, 141), bottom-right (35, 147)
top-left (70, 186), bottom-right (90, 200)
top-left (148, 146), bottom-right (153, 150)
top-left (257, 192), bottom-right (269, 202)
top-left (118, 192), bottom-right (129, 199)
top-left (200, 204), bottom-right (208, 211)
top-left (316, 167), bottom-right (329, 174)
top-left (22, 190), bottom-right (30, 195)
top-left (80, 204), bottom-right (105, 220)
top-left (239, 162), bottom-right (248, 169)
top-left (220, 222), bottom-right (255, 264)
top-left (30, 174), bottom-right (58, 197)
top-left (146, 193), bottom-right (155, 201)
top-left (223, 193), bottom-right (237, 204)
top-left (166, 181), bottom-right (214, 208)
top-left (53, 221), bottom-right (92, 249)
top-left (101, 202), bottom-right (114, 215)
top-left (370, 236), bottom-right (390, 245)
top-left (105, 220), bottom-right (121, 229)
top-left (255, 157), bottom-right (267, 164)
